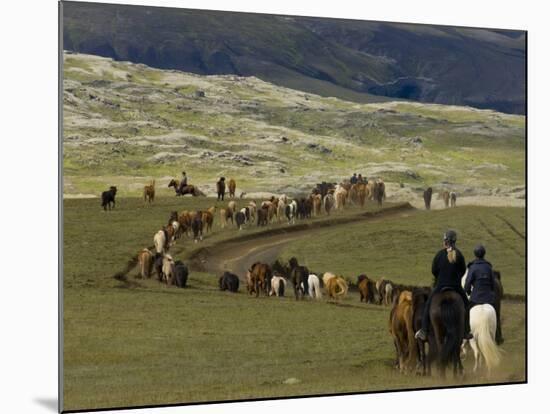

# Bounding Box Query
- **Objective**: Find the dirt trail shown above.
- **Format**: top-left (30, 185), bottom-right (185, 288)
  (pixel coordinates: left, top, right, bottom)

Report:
top-left (188, 203), bottom-right (416, 277)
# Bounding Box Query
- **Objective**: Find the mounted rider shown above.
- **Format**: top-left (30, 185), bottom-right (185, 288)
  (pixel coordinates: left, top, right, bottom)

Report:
top-left (464, 244), bottom-right (503, 344)
top-left (415, 230), bottom-right (473, 342)
top-left (177, 171), bottom-right (188, 195)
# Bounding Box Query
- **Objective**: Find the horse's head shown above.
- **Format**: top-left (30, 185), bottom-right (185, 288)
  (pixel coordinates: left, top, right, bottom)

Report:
top-left (168, 179), bottom-right (175, 188)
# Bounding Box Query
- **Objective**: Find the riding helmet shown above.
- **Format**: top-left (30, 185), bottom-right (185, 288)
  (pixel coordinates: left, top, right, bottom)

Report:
top-left (443, 230), bottom-right (457, 243)
top-left (474, 244), bottom-right (486, 258)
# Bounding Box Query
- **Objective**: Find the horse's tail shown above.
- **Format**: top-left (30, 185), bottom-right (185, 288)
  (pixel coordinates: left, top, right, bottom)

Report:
top-left (439, 298), bottom-right (462, 367)
top-left (278, 278), bottom-right (285, 297)
top-left (472, 305), bottom-right (502, 370)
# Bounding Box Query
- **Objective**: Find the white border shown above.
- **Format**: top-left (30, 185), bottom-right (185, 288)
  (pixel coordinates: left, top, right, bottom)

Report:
top-left (2, 1), bottom-right (547, 413)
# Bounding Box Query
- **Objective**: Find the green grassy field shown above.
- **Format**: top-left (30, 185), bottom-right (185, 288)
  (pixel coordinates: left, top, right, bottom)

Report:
top-left (63, 197), bottom-right (526, 411)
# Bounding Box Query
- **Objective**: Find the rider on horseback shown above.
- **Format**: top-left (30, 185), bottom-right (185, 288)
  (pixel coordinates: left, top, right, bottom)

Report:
top-left (464, 244), bottom-right (503, 344)
top-left (415, 230), bottom-right (473, 342)
top-left (177, 171), bottom-right (188, 195)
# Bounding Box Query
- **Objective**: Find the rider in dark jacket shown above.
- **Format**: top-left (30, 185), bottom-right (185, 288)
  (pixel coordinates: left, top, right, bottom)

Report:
top-left (415, 230), bottom-right (472, 341)
top-left (464, 244), bottom-right (502, 343)
top-left (350, 173), bottom-right (358, 184)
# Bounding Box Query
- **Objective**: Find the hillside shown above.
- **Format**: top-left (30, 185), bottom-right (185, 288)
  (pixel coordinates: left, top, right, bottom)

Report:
top-left (63, 52), bottom-right (525, 206)
top-left (61, 1), bottom-right (526, 113)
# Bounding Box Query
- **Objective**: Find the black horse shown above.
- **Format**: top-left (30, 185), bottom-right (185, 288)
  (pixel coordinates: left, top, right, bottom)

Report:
top-left (219, 272), bottom-right (240, 292)
top-left (423, 187), bottom-right (433, 210)
top-left (174, 261), bottom-right (189, 288)
top-left (216, 177), bottom-right (226, 201)
top-left (412, 287), bottom-right (431, 375)
top-left (101, 186), bottom-right (117, 211)
top-left (427, 289), bottom-right (465, 377)
top-left (289, 257), bottom-right (309, 300)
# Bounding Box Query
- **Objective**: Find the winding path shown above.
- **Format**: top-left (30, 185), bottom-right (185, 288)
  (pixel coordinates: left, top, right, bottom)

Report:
top-left (188, 203), bottom-right (416, 277)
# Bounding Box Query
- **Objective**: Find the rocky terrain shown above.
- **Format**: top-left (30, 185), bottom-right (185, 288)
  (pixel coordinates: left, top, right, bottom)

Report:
top-left (63, 52), bottom-right (525, 207)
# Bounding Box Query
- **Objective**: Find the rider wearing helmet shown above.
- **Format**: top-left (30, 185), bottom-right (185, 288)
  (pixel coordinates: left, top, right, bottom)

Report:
top-left (464, 244), bottom-right (502, 344)
top-left (415, 230), bottom-right (472, 341)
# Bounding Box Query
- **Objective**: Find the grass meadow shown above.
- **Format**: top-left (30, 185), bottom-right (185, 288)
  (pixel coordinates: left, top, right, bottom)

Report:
top-left (62, 196), bottom-right (526, 411)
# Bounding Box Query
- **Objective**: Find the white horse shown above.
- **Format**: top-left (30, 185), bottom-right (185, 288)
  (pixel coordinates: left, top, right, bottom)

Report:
top-left (270, 275), bottom-right (287, 297)
top-left (153, 230), bottom-right (167, 255)
top-left (464, 304), bottom-right (502, 373)
top-left (277, 199), bottom-right (287, 223)
top-left (162, 254), bottom-right (175, 285)
top-left (286, 200), bottom-right (297, 224)
top-left (308, 274), bottom-right (322, 299)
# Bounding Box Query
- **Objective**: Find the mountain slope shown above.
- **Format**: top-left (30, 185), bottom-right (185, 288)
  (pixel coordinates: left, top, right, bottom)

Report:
top-left (63, 52), bottom-right (525, 205)
top-left (61, 1), bottom-right (526, 114)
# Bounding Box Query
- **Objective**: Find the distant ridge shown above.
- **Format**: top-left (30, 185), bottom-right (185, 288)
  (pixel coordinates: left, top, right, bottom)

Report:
top-left (62, 1), bottom-right (526, 114)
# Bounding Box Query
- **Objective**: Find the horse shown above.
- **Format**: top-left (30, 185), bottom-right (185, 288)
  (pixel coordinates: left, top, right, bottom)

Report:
top-left (323, 272), bottom-right (348, 299)
top-left (311, 194), bottom-right (322, 216)
top-left (248, 201), bottom-right (257, 222)
top-left (289, 257), bottom-right (309, 300)
top-left (191, 212), bottom-right (203, 242)
top-left (450, 191), bottom-right (457, 207)
top-left (377, 279), bottom-right (394, 305)
top-left (235, 211), bottom-right (246, 230)
top-left (153, 229), bottom-right (168, 255)
top-left (101, 186), bottom-right (117, 211)
top-left (334, 185), bottom-right (347, 210)
top-left (143, 180), bottom-right (155, 204)
top-left (464, 304), bottom-right (502, 373)
top-left (219, 271), bottom-right (240, 292)
top-left (285, 200), bottom-right (297, 224)
top-left (374, 179), bottom-right (386, 206)
top-left (439, 191), bottom-right (450, 208)
top-left (174, 261), bottom-right (189, 288)
top-left (389, 290), bottom-right (416, 372)
top-left (357, 184), bottom-right (368, 207)
top-left (462, 270), bottom-right (504, 345)
top-left (357, 274), bottom-right (377, 304)
top-left (427, 290), bottom-right (466, 377)
top-left (257, 207), bottom-right (269, 226)
top-left (277, 198), bottom-right (286, 222)
top-left (167, 179), bottom-right (202, 197)
top-left (270, 275), bottom-right (286, 297)
top-left (308, 274), bottom-right (322, 300)
top-left (162, 254), bottom-right (176, 285)
top-left (423, 187), bottom-right (433, 210)
top-left (247, 262), bottom-right (271, 297)
top-left (323, 193), bottom-right (335, 215)
top-left (137, 248), bottom-right (153, 278)
top-left (228, 179), bottom-right (236, 198)
top-left (216, 177), bottom-right (226, 201)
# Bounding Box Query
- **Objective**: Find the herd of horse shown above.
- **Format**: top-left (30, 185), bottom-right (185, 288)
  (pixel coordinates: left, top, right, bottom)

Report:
top-left (115, 175), bottom-right (494, 381)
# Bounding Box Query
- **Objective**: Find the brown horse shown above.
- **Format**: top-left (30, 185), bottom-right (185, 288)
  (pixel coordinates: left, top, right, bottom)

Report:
top-left (439, 191), bottom-right (450, 208)
top-left (247, 262), bottom-right (271, 297)
top-left (428, 290), bottom-right (465, 377)
top-left (228, 179), bottom-right (236, 198)
top-left (167, 179), bottom-right (201, 197)
top-left (137, 248), bottom-right (153, 278)
top-left (357, 274), bottom-right (377, 304)
top-left (143, 180), bottom-right (155, 204)
top-left (374, 179), bottom-right (386, 206)
top-left (389, 291), bottom-right (416, 372)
